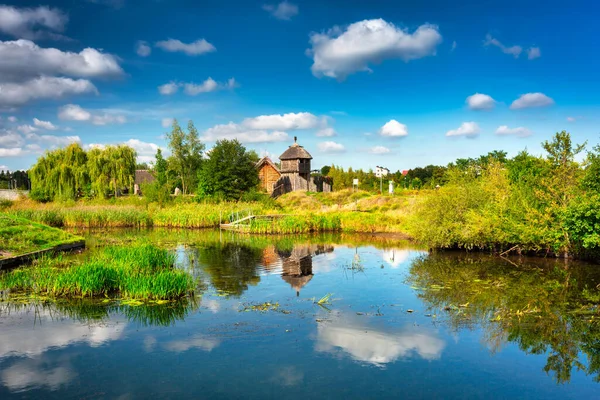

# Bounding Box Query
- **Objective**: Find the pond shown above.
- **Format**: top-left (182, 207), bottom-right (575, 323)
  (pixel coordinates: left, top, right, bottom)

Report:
top-left (1, 230), bottom-right (599, 399)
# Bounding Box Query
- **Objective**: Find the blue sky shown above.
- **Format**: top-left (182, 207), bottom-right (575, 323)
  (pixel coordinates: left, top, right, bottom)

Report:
top-left (0, 0), bottom-right (598, 172)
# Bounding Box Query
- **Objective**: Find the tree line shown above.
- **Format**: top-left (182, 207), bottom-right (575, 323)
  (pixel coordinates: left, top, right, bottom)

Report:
top-left (28, 120), bottom-right (260, 202)
top-left (0, 170), bottom-right (29, 190)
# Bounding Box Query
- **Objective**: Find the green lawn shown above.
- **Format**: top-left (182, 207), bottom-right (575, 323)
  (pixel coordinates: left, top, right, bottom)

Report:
top-left (0, 213), bottom-right (83, 259)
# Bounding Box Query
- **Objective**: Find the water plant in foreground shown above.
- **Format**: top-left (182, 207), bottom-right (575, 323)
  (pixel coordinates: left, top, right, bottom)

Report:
top-left (0, 244), bottom-right (196, 300)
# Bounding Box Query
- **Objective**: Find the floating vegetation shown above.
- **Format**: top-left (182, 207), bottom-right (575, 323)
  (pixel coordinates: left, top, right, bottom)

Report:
top-left (240, 301), bottom-right (285, 313)
top-left (316, 293), bottom-right (333, 305)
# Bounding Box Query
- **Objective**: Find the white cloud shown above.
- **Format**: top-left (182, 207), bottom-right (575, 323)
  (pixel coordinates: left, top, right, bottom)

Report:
top-left (495, 125), bottom-right (532, 137)
top-left (0, 5), bottom-right (68, 40)
top-left (203, 122), bottom-right (288, 143)
top-left (309, 19), bottom-right (442, 79)
top-left (243, 112), bottom-right (319, 130)
top-left (163, 335), bottom-right (220, 353)
top-left (124, 138), bottom-right (160, 163)
top-left (527, 47), bottom-right (541, 60)
top-left (316, 127), bottom-right (336, 137)
top-left (379, 119), bottom-right (408, 137)
top-left (158, 81), bottom-right (179, 95)
top-left (484, 34), bottom-right (522, 58)
top-left (7, 116), bottom-right (17, 122)
top-left (184, 78), bottom-right (218, 95)
top-left (58, 104), bottom-right (126, 125)
top-left (368, 146), bottom-right (391, 154)
top-left (158, 78), bottom-right (237, 96)
top-left (0, 39), bottom-right (124, 81)
top-left (136, 40), bottom-right (151, 57)
top-left (0, 147), bottom-right (23, 156)
top-left (510, 92), bottom-right (554, 110)
top-left (446, 122), bottom-right (480, 138)
top-left (17, 124), bottom-right (37, 134)
top-left (318, 141), bottom-right (346, 153)
top-left (0, 130), bottom-right (24, 147)
top-left (0, 77), bottom-right (97, 107)
top-left (161, 117), bottom-right (174, 128)
top-left (466, 93), bottom-right (495, 110)
top-left (567, 116), bottom-right (576, 122)
top-left (262, 1), bottom-right (299, 20)
top-left (155, 38), bottom-right (216, 56)
top-left (33, 118), bottom-right (58, 130)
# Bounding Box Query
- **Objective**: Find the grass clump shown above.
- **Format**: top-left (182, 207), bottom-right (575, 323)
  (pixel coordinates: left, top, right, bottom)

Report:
top-left (0, 244), bottom-right (195, 300)
top-left (0, 213), bottom-right (83, 258)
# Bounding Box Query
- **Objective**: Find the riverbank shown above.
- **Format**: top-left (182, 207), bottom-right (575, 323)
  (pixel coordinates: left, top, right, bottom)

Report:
top-left (0, 214), bottom-right (84, 262)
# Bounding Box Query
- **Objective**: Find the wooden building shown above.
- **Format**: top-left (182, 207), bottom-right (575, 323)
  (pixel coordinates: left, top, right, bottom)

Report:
top-left (256, 157), bottom-right (281, 194)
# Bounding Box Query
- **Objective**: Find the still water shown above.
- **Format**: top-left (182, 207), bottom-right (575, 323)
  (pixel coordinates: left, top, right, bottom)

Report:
top-left (1, 230), bottom-right (599, 399)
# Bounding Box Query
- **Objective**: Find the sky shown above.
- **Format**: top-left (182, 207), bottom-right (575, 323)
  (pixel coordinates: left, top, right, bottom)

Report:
top-left (0, 0), bottom-right (598, 172)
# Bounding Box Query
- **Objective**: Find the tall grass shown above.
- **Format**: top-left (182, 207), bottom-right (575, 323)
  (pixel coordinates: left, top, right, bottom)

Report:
top-left (0, 244), bottom-right (195, 299)
top-left (249, 214), bottom-right (342, 234)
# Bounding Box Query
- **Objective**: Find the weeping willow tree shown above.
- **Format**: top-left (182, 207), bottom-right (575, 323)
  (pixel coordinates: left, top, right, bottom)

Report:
top-left (29, 143), bottom-right (89, 201)
top-left (30, 143), bottom-right (136, 201)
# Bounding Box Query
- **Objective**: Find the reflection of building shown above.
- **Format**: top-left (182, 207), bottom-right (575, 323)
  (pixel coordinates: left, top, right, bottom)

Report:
top-left (276, 244), bottom-right (334, 296)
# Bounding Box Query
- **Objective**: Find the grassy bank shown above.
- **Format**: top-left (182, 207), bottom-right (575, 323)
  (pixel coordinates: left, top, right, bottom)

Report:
top-left (0, 244), bottom-right (195, 299)
top-left (4, 189), bottom-right (417, 234)
top-left (0, 214), bottom-right (83, 258)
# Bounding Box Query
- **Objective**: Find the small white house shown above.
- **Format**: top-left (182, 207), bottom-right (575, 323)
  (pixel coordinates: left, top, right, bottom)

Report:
top-left (375, 166), bottom-right (390, 178)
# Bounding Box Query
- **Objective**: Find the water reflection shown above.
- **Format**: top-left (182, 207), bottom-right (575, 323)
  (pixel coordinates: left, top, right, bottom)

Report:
top-left (316, 312), bottom-right (445, 366)
top-left (278, 244), bottom-right (334, 296)
top-left (408, 254), bottom-right (600, 384)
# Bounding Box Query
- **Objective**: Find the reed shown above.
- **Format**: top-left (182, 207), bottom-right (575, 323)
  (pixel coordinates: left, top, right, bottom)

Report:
top-left (0, 244), bottom-right (195, 300)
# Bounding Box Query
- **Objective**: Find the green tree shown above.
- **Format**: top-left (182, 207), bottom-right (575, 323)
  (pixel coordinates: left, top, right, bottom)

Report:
top-left (166, 119), bottom-right (204, 194)
top-left (321, 165), bottom-right (331, 176)
top-left (197, 139), bottom-right (259, 200)
top-left (154, 148), bottom-right (168, 187)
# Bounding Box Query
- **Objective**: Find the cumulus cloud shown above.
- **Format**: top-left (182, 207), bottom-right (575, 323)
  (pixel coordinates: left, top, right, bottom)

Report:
top-left (158, 78), bottom-right (237, 96)
top-left (0, 5), bottom-right (68, 40)
top-left (368, 146), bottom-right (391, 154)
top-left (0, 126), bottom-right (79, 158)
top-left (242, 112), bottom-right (319, 130)
top-left (17, 124), bottom-right (37, 134)
top-left (0, 39), bottom-right (124, 81)
top-left (379, 119), bottom-right (408, 137)
top-left (158, 82), bottom-right (179, 95)
top-left (316, 127), bottom-right (336, 137)
top-left (495, 125), bottom-right (532, 137)
top-left (202, 122), bottom-right (288, 143)
top-left (33, 118), bottom-right (58, 130)
top-left (484, 34), bottom-right (522, 58)
top-left (318, 141), bottom-right (346, 153)
top-left (155, 38), bottom-right (216, 56)
top-left (262, 1), bottom-right (299, 20)
top-left (58, 104), bottom-right (126, 125)
top-left (0, 147), bottom-right (23, 156)
top-left (308, 19), bottom-right (442, 79)
top-left (0, 77), bottom-right (97, 107)
top-left (446, 122), bottom-right (480, 138)
top-left (510, 92), bottom-right (554, 110)
top-left (136, 40), bottom-right (151, 57)
top-left (527, 47), bottom-right (541, 60)
top-left (0, 130), bottom-right (24, 147)
top-left (123, 139), bottom-right (160, 163)
top-left (466, 93), bottom-right (495, 110)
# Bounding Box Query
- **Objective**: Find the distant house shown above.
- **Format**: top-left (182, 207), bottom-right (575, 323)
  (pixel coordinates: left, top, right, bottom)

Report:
top-left (375, 166), bottom-right (390, 178)
top-left (256, 157), bottom-right (281, 195)
top-left (134, 170), bottom-right (156, 195)
top-left (261, 137), bottom-right (332, 197)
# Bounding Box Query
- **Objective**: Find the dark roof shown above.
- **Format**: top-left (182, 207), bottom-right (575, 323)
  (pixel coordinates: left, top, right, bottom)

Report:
top-left (279, 143), bottom-right (313, 160)
top-left (255, 156), bottom-right (280, 172)
top-left (135, 170), bottom-right (156, 185)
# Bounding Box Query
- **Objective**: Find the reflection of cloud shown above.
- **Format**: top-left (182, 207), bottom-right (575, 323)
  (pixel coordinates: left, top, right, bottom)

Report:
top-left (1, 356), bottom-right (74, 392)
top-left (163, 335), bottom-right (220, 352)
top-left (143, 336), bottom-right (157, 352)
top-left (316, 315), bottom-right (445, 366)
top-left (203, 299), bottom-right (220, 314)
top-left (311, 252), bottom-right (337, 273)
top-left (274, 366), bottom-right (304, 387)
top-left (0, 309), bottom-right (125, 360)
top-left (381, 249), bottom-right (412, 268)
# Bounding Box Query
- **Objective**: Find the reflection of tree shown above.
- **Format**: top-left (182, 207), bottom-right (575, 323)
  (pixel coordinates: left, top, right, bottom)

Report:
top-left (407, 254), bottom-right (600, 384)
top-left (198, 243), bottom-right (263, 297)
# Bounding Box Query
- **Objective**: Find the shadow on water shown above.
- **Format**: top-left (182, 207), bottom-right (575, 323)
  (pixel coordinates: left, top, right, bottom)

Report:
top-left (408, 253), bottom-right (600, 384)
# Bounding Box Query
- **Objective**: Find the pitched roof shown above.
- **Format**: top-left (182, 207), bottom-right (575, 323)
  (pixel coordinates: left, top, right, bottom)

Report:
top-left (279, 143), bottom-right (313, 160)
top-left (135, 170), bottom-right (156, 185)
top-left (255, 156), bottom-right (280, 172)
